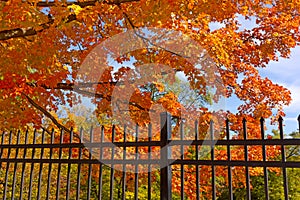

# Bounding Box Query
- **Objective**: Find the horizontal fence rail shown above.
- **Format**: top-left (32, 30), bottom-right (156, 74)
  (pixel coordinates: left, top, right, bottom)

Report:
top-left (0, 113), bottom-right (300, 199)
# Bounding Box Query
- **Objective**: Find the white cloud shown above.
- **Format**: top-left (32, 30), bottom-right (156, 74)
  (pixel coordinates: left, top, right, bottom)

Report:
top-left (283, 84), bottom-right (300, 114)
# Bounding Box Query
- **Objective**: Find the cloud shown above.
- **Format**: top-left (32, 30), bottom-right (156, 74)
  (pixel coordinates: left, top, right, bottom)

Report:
top-left (283, 84), bottom-right (300, 114)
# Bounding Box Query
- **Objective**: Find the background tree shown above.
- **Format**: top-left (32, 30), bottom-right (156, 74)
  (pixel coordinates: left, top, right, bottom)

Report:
top-left (217, 129), bottom-right (300, 200)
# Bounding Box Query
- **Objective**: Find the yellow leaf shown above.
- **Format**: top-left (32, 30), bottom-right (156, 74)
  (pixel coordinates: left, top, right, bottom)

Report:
top-left (68, 4), bottom-right (83, 15)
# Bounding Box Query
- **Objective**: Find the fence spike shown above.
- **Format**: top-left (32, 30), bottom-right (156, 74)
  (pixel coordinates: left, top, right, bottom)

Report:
top-left (278, 116), bottom-right (284, 140)
top-left (79, 127), bottom-right (84, 142)
top-left (260, 117), bottom-right (265, 139)
top-left (260, 117), bottom-right (265, 123)
top-left (226, 118), bottom-right (230, 123)
top-left (195, 120), bottom-right (198, 140)
top-left (70, 127), bottom-right (74, 142)
top-left (242, 117), bottom-right (247, 123)
top-left (242, 118), bottom-right (247, 140)
top-left (210, 119), bottom-right (214, 140)
top-left (225, 118), bottom-right (230, 139)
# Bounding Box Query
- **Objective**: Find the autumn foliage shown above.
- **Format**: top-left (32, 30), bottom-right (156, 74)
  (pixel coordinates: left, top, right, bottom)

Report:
top-left (0, 0), bottom-right (299, 198)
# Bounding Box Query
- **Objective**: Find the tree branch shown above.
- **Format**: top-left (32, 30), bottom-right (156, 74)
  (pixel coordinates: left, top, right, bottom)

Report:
top-left (27, 82), bottom-right (154, 113)
top-left (119, 7), bottom-right (191, 59)
top-left (0, 18), bottom-right (53, 41)
top-left (286, 145), bottom-right (300, 159)
top-left (0, 0), bottom-right (139, 40)
top-left (70, 88), bottom-right (153, 112)
top-left (9, 0), bottom-right (140, 7)
top-left (0, 14), bottom-right (76, 41)
top-left (22, 92), bottom-right (72, 133)
top-left (40, 81), bottom-right (118, 90)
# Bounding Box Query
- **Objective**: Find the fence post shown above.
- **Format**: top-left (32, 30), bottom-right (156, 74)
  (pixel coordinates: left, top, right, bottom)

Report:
top-left (160, 112), bottom-right (172, 200)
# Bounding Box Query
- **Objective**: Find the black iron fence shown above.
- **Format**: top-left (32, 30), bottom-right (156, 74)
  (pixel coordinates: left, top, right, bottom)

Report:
top-left (0, 113), bottom-right (300, 199)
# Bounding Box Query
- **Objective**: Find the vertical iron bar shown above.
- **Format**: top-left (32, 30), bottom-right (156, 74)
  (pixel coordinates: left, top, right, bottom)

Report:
top-left (109, 125), bottom-right (115, 200)
top-left (4, 131), bottom-right (13, 200)
top-left (56, 129), bottom-right (64, 199)
top-left (279, 116), bottom-right (289, 200)
top-left (66, 128), bottom-right (73, 200)
top-left (11, 130), bottom-right (21, 199)
top-left (87, 127), bottom-right (93, 200)
top-left (260, 117), bottom-right (269, 200)
top-left (195, 120), bottom-right (200, 200)
top-left (0, 131), bottom-right (4, 157)
top-left (0, 131), bottom-right (4, 172)
top-left (134, 124), bottom-right (139, 200)
top-left (226, 119), bottom-right (233, 200)
top-left (148, 123), bottom-right (152, 200)
top-left (180, 121), bottom-right (184, 200)
top-left (37, 129), bottom-right (46, 200)
top-left (0, 131), bottom-right (5, 167)
top-left (28, 129), bottom-right (37, 200)
top-left (76, 128), bottom-right (83, 200)
top-left (243, 118), bottom-right (251, 200)
top-left (210, 120), bottom-right (216, 200)
top-left (0, 132), bottom-right (4, 197)
top-left (160, 112), bottom-right (172, 200)
top-left (98, 126), bottom-right (104, 200)
top-left (20, 129), bottom-right (29, 200)
top-left (46, 129), bottom-right (54, 200)
top-left (122, 125), bottom-right (127, 200)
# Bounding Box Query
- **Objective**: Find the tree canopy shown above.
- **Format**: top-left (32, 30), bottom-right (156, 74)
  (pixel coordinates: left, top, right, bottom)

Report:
top-left (0, 0), bottom-right (297, 132)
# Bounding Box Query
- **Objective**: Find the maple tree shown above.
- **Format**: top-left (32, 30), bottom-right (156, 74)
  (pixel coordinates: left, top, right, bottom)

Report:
top-left (0, 0), bottom-right (295, 131)
top-left (0, 0), bottom-right (299, 199)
